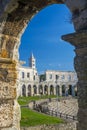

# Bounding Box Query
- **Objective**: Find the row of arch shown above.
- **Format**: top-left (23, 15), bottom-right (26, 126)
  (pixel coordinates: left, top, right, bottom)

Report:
top-left (21, 84), bottom-right (77, 97)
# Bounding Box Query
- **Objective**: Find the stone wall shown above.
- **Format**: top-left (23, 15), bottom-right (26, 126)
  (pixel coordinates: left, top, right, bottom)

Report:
top-left (21, 122), bottom-right (77, 130)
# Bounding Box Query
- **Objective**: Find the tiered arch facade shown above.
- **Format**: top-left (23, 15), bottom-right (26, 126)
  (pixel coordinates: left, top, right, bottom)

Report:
top-left (19, 69), bottom-right (78, 97)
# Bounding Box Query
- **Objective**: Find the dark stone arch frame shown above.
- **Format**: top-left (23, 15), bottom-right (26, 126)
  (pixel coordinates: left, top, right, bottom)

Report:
top-left (0, 0), bottom-right (87, 130)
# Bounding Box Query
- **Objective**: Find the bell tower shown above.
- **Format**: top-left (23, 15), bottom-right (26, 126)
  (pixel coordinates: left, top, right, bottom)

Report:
top-left (29, 53), bottom-right (36, 69)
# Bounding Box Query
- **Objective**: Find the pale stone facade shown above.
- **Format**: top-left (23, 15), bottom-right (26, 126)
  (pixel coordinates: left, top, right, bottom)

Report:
top-left (18, 54), bottom-right (39, 97)
top-left (18, 54), bottom-right (78, 97)
top-left (39, 70), bottom-right (77, 97)
top-left (18, 66), bottom-right (39, 97)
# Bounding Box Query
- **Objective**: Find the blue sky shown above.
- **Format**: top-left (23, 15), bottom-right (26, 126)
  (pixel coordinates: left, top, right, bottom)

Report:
top-left (19, 4), bottom-right (75, 73)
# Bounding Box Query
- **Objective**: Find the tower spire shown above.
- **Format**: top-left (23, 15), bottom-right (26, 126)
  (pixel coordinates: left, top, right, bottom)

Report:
top-left (31, 52), bottom-right (34, 59)
top-left (29, 53), bottom-right (36, 69)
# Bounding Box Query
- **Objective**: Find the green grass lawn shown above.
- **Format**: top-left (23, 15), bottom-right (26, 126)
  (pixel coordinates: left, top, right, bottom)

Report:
top-left (18, 95), bottom-right (59, 105)
top-left (18, 95), bottom-right (64, 127)
top-left (20, 108), bottom-right (64, 127)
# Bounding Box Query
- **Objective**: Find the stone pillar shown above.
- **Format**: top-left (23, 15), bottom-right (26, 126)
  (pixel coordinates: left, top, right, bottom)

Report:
top-left (48, 85), bottom-right (50, 95)
top-left (0, 33), bottom-right (21, 130)
top-left (54, 85), bottom-right (56, 95)
top-left (37, 85), bottom-right (39, 95)
top-left (62, 31), bottom-right (87, 130)
top-left (42, 86), bottom-right (44, 95)
top-left (31, 84), bottom-right (34, 96)
top-left (26, 85), bottom-right (28, 97)
top-left (0, 59), bottom-right (20, 130)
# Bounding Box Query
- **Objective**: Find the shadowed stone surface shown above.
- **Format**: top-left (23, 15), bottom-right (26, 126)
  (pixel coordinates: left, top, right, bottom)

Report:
top-left (62, 31), bottom-right (87, 130)
top-left (65, 0), bottom-right (87, 31)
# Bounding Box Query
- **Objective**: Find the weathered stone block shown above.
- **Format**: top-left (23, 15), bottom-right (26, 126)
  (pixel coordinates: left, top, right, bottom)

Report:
top-left (0, 100), bottom-right (13, 128)
top-left (0, 60), bottom-right (17, 99)
top-left (0, 81), bottom-right (16, 99)
top-left (65, 0), bottom-right (87, 12)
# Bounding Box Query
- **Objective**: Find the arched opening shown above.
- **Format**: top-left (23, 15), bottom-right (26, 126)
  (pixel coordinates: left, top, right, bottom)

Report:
top-left (22, 84), bottom-right (26, 96)
top-left (62, 85), bottom-right (66, 96)
top-left (27, 85), bottom-right (31, 96)
top-left (19, 4), bottom-right (75, 73)
top-left (68, 85), bottom-right (72, 96)
top-left (33, 85), bottom-right (37, 95)
top-left (39, 85), bottom-right (43, 95)
top-left (50, 85), bottom-right (54, 95)
top-left (44, 85), bottom-right (48, 95)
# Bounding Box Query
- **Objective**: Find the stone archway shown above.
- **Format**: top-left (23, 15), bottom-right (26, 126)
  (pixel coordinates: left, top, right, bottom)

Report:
top-left (44, 85), bottom-right (48, 95)
top-left (50, 85), bottom-right (54, 95)
top-left (68, 85), bottom-right (72, 96)
top-left (62, 85), bottom-right (66, 96)
top-left (22, 84), bottom-right (26, 96)
top-left (0, 0), bottom-right (87, 130)
top-left (33, 85), bottom-right (37, 95)
top-left (39, 85), bottom-right (43, 95)
top-left (27, 84), bottom-right (31, 96)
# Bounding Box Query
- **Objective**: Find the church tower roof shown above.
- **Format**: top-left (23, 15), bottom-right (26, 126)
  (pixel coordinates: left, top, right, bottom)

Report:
top-left (29, 53), bottom-right (36, 69)
top-left (30, 53), bottom-right (35, 59)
